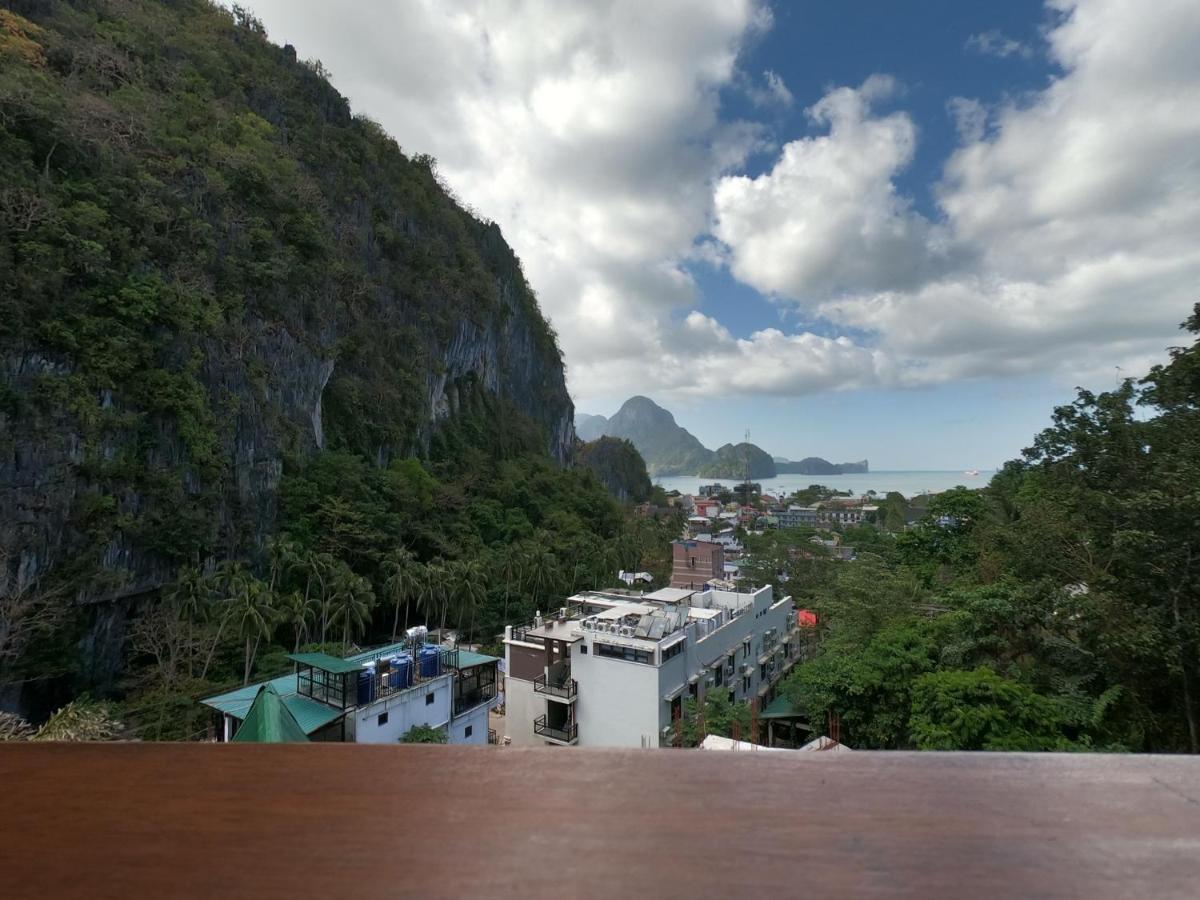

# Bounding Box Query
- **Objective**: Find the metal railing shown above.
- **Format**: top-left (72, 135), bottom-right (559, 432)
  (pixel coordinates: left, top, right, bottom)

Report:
top-left (533, 673), bottom-right (578, 699)
top-left (488, 728), bottom-right (498, 745)
top-left (533, 715), bottom-right (578, 743)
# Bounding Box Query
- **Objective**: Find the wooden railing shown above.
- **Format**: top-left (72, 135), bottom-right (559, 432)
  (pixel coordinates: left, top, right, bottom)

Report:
top-left (1, 746), bottom-right (1197, 897)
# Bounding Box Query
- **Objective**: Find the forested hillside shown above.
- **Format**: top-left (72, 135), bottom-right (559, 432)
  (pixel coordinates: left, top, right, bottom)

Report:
top-left (577, 437), bottom-right (653, 503)
top-left (768, 308), bottom-right (1200, 752)
top-left (0, 0), bottom-right (677, 734)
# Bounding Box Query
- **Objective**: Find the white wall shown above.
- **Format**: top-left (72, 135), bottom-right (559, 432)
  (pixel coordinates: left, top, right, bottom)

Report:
top-left (573, 645), bottom-right (661, 748)
top-left (449, 702), bottom-right (489, 745)
top-left (353, 673), bottom-right (452, 744)
top-left (504, 677), bottom-right (543, 747)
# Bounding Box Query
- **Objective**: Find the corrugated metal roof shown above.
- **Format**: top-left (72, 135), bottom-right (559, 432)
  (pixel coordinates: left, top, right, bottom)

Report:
top-left (288, 652), bottom-right (363, 674)
top-left (201, 673), bottom-right (342, 735)
top-left (455, 650), bottom-right (500, 669)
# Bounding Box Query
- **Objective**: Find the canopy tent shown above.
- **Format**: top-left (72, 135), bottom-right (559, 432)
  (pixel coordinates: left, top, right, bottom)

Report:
top-left (231, 683), bottom-right (310, 743)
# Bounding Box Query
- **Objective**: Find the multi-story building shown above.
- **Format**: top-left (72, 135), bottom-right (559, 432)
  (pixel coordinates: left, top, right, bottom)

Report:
top-left (671, 538), bottom-right (724, 588)
top-left (503, 584), bottom-right (798, 748)
top-left (773, 504), bottom-right (879, 529)
top-left (202, 634), bottom-right (499, 745)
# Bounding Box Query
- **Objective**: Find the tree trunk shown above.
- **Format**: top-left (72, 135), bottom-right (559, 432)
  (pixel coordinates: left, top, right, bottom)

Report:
top-left (243, 635), bottom-right (252, 685)
top-left (1171, 588), bottom-right (1199, 753)
top-left (391, 596), bottom-right (401, 642)
top-left (200, 615), bottom-right (229, 681)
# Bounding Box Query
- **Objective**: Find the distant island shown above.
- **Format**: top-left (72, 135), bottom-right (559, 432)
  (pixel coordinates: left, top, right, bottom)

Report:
top-left (576, 396), bottom-right (868, 478)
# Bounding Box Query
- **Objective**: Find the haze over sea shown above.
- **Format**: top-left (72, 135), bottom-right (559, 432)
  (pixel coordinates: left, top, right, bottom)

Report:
top-left (653, 471), bottom-right (995, 500)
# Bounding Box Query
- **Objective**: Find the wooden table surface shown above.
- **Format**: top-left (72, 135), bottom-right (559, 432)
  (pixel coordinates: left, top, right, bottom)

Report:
top-left (1, 745), bottom-right (1198, 898)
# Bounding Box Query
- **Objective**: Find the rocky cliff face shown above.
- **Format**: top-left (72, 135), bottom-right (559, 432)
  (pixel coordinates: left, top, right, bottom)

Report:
top-left (593, 396), bottom-right (713, 476)
top-left (0, 0), bottom-right (573, 687)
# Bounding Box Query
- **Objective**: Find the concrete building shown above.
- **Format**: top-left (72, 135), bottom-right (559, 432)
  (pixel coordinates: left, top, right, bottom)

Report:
top-left (203, 634), bottom-right (499, 745)
top-left (503, 583), bottom-right (799, 748)
top-left (671, 538), bottom-right (724, 589)
top-left (774, 504), bottom-right (879, 529)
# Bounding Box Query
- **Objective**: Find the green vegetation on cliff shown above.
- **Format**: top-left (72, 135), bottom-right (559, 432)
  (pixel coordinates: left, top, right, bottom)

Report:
top-left (576, 437), bottom-right (652, 503)
top-left (0, 1), bottom-right (681, 736)
top-left (0, 0), bottom-right (571, 608)
top-left (695, 442), bottom-right (776, 479)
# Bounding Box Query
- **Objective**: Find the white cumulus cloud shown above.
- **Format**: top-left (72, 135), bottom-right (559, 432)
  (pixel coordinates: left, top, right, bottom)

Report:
top-left (714, 0), bottom-right (1200, 393)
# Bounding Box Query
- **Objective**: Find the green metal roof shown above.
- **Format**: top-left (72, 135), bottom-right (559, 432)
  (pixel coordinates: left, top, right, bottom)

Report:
top-left (202, 673), bottom-right (297, 718)
top-left (232, 684), bottom-right (310, 743)
top-left (455, 650), bottom-right (500, 669)
top-left (201, 673), bottom-right (343, 736)
top-left (760, 696), bottom-right (804, 720)
top-left (281, 694), bottom-right (344, 734)
top-left (287, 652), bottom-right (364, 674)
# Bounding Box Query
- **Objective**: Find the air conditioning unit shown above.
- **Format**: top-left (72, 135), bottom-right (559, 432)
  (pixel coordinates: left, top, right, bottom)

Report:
top-left (619, 626), bottom-right (635, 637)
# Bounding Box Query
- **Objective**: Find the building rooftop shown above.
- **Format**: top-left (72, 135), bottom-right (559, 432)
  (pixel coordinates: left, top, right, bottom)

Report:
top-left (201, 673), bottom-right (345, 735)
top-left (287, 652), bottom-right (364, 674)
top-left (643, 587), bottom-right (697, 604)
top-left (202, 640), bottom-right (499, 727)
top-left (507, 585), bottom-right (773, 650)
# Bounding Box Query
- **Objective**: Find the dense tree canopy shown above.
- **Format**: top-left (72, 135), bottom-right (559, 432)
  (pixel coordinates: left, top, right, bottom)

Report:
top-left (783, 306), bottom-right (1200, 753)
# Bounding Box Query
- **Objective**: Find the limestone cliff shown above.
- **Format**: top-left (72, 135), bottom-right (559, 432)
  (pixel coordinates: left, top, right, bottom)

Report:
top-left (0, 0), bottom-right (573, 678)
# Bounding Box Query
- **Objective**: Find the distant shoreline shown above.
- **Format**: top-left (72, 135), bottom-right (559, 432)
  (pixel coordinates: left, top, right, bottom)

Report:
top-left (652, 470), bottom-right (994, 499)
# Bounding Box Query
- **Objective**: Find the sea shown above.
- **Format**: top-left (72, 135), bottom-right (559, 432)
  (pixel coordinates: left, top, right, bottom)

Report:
top-left (652, 470), bottom-right (994, 500)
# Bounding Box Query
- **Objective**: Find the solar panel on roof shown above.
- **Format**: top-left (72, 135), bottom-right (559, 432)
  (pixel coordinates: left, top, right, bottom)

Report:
top-left (633, 617), bottom-right (652, 638)
top-left (648, 618), bottom-right (667, 640)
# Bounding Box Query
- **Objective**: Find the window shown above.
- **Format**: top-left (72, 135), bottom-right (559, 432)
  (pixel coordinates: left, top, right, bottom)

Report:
top-left (377, 712), bottom-right (389, 727)
top-left (714, 664), bottom-right (724, 687)
top-left (580, 645), bottom-right (588, 654)
top-left (742, 675), bottom-right (751, 693)
top-left (465, 725), bottom-right (473, 738)
top-left (595, 642), bottom-right (653, 665)
top-left (425, 693), bottom-right (435, 706)
top-left (662, 639), bottom-right (685, 662)
top-left (742, 638), bottom-right (751, 659)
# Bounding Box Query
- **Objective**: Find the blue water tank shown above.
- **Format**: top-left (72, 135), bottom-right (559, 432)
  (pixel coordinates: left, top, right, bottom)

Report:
top-left (418, 646), bottom-right (441, 678)
top-left (392, 655), bottom-right (413, 689)
top-left (356, 668), bottom-right (375, 705)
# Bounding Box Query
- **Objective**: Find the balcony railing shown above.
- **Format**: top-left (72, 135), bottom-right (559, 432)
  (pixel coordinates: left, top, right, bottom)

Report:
top-left (487, 728), bottom-right (498, 745)
top-left (533, 715), bottom-right (578, 744)
top-left (533, 673), bottom-right (578, 699)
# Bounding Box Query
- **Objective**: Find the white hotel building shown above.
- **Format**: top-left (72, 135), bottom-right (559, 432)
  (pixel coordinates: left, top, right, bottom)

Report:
top-left (503, 585), bottom-right (800, 748)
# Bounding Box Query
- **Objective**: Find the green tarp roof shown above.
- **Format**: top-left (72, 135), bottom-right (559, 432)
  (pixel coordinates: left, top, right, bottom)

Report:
top-left (232, 683), bottom-right (310, 743)
top-left (760, 696), bottom-right (804, 719)
top-left (287, 652), bottom-right (364, 674)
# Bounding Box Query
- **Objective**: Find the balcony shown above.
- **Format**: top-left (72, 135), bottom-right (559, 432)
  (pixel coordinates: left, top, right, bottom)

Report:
top-left (533, 672), bottom-right (578, 702)
top-left (533, 715), bottom-right (578, 744)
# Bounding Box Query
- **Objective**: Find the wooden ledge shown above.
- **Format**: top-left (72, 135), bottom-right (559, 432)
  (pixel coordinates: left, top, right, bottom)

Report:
top-left (1, 745), bottom-right (1198, 898)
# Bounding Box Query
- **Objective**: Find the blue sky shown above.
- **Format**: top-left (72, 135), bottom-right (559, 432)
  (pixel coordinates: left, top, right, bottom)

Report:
top-left (243, 0), bottom-right (1200, 469)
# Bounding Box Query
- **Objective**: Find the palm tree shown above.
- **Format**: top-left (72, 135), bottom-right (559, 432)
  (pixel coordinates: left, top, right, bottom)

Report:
top-left (327, 573), bottom-right (375, 654)
top-left (198, 561), bottom-right (245, 680)
top-left (382, 548), bottom-right (420, 641)
top-left (421, 559), bottom-right (449, 635)
top-left (283, 589), bottom-right (320, 653)
top-left (496, 547), bottom-right (523, 625)
top-left (266, 536), bottom-right (299, 594)
top-left (303, 551), bottom-right (335, 644)
top-left (226, 575), bottom-right (277, 685)
top-left (448, 559), bottom-right (488, 641)
top-left (524, 542), bottom-right (559, 614)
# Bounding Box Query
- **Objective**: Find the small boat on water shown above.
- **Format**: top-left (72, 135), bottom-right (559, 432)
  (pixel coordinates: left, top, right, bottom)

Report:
top-left (964, 469), bottom-right (981, 477)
